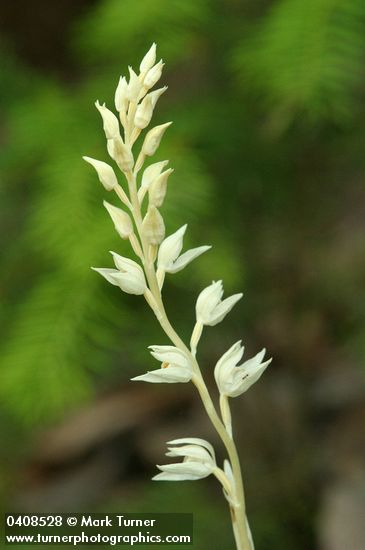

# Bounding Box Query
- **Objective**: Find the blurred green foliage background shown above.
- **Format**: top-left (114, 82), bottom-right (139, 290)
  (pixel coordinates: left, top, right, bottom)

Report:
top-left (1, 1), bottom-right (365, 548)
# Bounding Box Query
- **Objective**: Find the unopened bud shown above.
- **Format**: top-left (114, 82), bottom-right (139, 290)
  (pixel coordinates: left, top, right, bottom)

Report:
top-left (140, 43), bottom-right (157, 74)
top-left (142, 122), bottom-right (172, 157)
top-left (144, 60), bottom-right (164, 89)
top-left (134, 95), bottom-right (153, 129)
top-left (108, 136), bottom-right (134, 172)
top-left (103, 200), bottom-right (133, 239)
top-left (142, 205), bottom-right (165, 245)
top-left (83, 156), bottom-right (118, 191)
top-left (95, 100), bottom-right (120, 139)
top-left (115, 76), bottom-right (128, 112)
top-left (149, 168), bottom-right (174, 207)
top-left (127, 66), bottom-right (142, 102)
top-left (141, 160), bottom-right (169, 191)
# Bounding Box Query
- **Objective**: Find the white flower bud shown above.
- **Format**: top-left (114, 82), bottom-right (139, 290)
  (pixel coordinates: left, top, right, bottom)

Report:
top-left (144, 60), bottom-right (164, 89)
top-left (142, 122), bottom-right (172, 157)
top-left (142, 205), bottom-right (165, 245)
top-left (108, 136), bottom-right (134, 172)
top-left (127, 66), bottom-right (142, 102)
top-left (148, 86), bottom-right (167, 108)
top-left (141, 160), bottom-right (169, 191)
top-left (148, 168), bottom-right (174, 207)
top-left (82, 156), bottom-right (118, 191)
top-left (134, 95), bottom-right (154, 129)
top-left (103, 200), bottom-right (133, 239)
top-left (196, 280), bottom-right (243, 327)
top-left (152, 438), bottom-right (216, 481)
top-left (95, 100), bottom-right (120, 139)
top-left (114, 76), bottom-right (128, 112)
top-left (139, 43), bottom-right (157, 74)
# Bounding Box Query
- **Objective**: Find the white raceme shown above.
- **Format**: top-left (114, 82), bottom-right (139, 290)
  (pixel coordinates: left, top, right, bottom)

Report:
top-left (157, 225), bottom-right (211, 274)
top-left (153, 438), bottom-right (216, 481)
top-left (214, 341), bottom-right (271, 397)
top-left (196, 280), bottom-right (243, 326)
top-left (131, 345), bottom-right (192, 383)
top-left (85, 43), bottom-right (271, 550)
top-left (92, 252), bottom-right (146, 295)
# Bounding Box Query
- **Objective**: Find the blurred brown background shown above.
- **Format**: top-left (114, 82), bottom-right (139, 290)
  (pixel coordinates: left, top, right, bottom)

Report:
top-left (1, 1), bottom-right (365, 548)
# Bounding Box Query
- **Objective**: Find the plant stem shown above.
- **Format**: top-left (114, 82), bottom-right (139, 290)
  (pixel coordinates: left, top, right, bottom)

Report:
top-left (120, 108), bottom-right (251, 548)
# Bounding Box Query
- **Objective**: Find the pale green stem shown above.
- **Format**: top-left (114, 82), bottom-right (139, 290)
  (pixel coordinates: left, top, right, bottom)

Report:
top-left (119, 113), bottom-right (251, 550)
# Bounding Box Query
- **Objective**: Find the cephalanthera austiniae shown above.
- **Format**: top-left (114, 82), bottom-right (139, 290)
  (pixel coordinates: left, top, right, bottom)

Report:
top-left (83, 43), bottom-right (271, 550)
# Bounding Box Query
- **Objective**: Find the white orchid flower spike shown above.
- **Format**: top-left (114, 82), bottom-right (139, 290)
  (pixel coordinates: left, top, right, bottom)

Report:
top-left (153, 438), bottom-right (216, 481)
top-left (131, 346), bottom-right (192, 383)
top-left (214, 340), bottom-right (271, 398)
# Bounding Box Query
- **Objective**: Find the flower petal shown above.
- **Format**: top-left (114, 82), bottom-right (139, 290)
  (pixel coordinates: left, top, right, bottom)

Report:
top-left (131, 364), bottom-right (191, 383)
top-left (196, 280), bottom-right (224, 323)
top-left (167, 245), bottom-right (211, 274)
top-left (208, 293), bottom-right (243, 326)
top-left (167, 438), bottom-right (216, 462)
top-left (214, 341), bottom-right (244, 394)
top-left (149, 346), bottom-right (190, 368)
top-left (91, 267), bottom-right (120, 286)
top-left (157, 225), bottom-right (187, 271)
top-left (153, 461), bottom-right (212, 481)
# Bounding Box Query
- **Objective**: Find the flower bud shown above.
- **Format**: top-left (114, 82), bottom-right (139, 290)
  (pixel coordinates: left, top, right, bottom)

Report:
top-left (140, 43), bottom-right (157, 74)
top-left (103, 200), bottom-right (133, 239)
top-left (108, 136), bottom-right (134, 172)
top-left (127, 66), bottom-right (142, 102)
top-left (83, 156), bottom-right (118, 191)
top-left (144, 60), bottom-right (164, 89)
top-left (114, 76), bottom-right (128, 112)
top-left (142, 122), bottom-right (172, 157)
top-left (142, 205), bottom-right (165, 245)
top-left (134, 95), bottom-right (154, 129)
top-left (141, 161), bottom-right (169, 191)
top-left (149, 168), bottom-right (174, 207)
top-left (95, 100), bottom-right (120, 139)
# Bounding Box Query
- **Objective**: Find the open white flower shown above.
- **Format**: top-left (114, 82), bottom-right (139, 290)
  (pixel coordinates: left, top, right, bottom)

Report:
top-left (214, 341), bottom-right (271, 397)
top-left (92, 252), bottom-right (146, 295)
top-left (157, 225), bottom-right (211, 274)
top-left (131, 345), bottom-right (192, 383)
top-left (153, 438), bottom-right (216, 481)
top-left (196, 280), bottom-right (242, 327)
